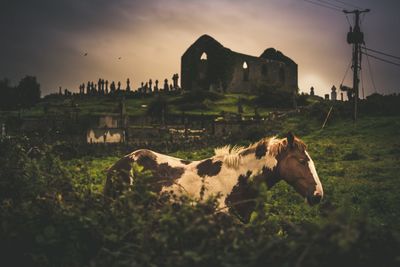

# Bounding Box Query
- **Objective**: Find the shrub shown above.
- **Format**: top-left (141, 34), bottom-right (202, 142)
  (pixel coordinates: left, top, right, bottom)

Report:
top-left (253, 86), bottom-right (294, 108)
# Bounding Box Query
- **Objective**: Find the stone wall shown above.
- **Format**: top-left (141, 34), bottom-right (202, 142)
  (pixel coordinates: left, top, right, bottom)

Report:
top-left (181, 35), bottom-right (298, 94)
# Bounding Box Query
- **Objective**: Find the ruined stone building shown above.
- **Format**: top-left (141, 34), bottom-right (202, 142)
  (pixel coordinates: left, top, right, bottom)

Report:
top-left (181, 35), bottom-right (298, 94)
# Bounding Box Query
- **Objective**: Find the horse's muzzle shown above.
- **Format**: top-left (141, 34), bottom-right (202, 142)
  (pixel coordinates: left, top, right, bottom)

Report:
top-left (307, 192), bottom-right (322, 206)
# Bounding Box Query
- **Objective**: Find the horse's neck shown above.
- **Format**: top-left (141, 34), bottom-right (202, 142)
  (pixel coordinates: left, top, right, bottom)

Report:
top-left (237, 154), bottom-right (269, 180)
top-left (236, 152), bottom-right (280, 188)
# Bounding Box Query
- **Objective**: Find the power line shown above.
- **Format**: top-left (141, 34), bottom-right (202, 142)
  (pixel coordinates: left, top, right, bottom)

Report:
top-left (329, 0), bottom-right (363, 9)
top-left (362, 52), bottom-right (400, 67)
top-left (360, 12), bottom-right (366, 25)
top-left (317, 0), bottom-right (345, 10)
top-left (303, 0), bottom-right (342, 12)
top-left (345, 14), bottom-right (352, 27)
top-left (340, 59), bottom-right (352, 85)
top-left (362, 47), bottom-right (400, 61)
top-left (363, 47), bottom-right (378, 93)
top-left (360, 65), bottom-right (365, 98)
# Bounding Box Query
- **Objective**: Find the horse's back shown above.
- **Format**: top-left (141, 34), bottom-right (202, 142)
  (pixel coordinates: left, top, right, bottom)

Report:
top-left (104, 148), bottom-right (192, 198)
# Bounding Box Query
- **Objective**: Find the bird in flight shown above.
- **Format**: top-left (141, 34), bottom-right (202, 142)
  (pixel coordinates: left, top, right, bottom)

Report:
top-left (83, 52), bottom-right (88, 56)
top-left (118, 57), bottom-right (122, 60)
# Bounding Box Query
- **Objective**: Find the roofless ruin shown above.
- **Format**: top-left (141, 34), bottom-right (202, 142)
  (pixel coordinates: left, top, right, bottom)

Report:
top-left (181, 34), bottom-right (298, 94)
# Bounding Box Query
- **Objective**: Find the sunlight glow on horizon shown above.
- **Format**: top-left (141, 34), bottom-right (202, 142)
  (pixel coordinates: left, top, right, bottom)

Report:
top-left (2, 0), bottom-right (399, 97)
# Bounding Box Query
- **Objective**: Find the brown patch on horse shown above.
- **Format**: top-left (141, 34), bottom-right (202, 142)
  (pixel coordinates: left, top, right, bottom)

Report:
top-left (246, 136), bottom-right (307, 160)
top-left (197, 159), bottom-right (223, 177)
top-left (104, 156), bottom-right (134, 198)
top-left (156, 163), bottom-right (185, 180)
top-left (225, 171), bottom-right (257, 223)
top-left (105, 149), bottom-right (185, 198)
top-left (135, 150), bottom-right (184, 192)
top-left (239, 147), bottom-right (255, 157)
top-left (148, 163), bottom-right (185, 193)
top-left (255, 143), bottom-right (267, 159)
top-left (269, 137), bottom-right (307, 157)
top-left (136, 150), bottom-right (158, 170)
top-left (180, 159), bottom-right (192, 165)
top-left (260, 166), bottom-right (280, 188)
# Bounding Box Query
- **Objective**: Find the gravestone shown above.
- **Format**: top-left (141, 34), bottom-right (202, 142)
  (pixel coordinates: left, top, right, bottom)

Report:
top-left (126, 78), bottom-right (131, 92)
top-left (164, 79), bottom-right (169, 91)
top-left (154, 80), bottom-right (159, 92)
top-left (331, 85), bottom-right (337, 101)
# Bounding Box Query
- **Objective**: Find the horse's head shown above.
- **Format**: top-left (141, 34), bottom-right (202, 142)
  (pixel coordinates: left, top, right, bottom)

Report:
top-left (274, 132), bottom-right (323, 205)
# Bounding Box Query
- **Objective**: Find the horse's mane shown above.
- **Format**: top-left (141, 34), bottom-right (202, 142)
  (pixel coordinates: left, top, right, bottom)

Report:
top-left (214, 136), bottom-right (307, 169)
top-left (214, 145), bottom-right (245, 168)
top-left (250, 136), bottom-right (307, 157)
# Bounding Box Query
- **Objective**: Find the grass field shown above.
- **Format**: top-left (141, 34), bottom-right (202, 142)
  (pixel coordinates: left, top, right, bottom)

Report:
top-left (66, 114), bottom-right (400, 228)
top-left (1, 113), bottom-right (399, 266)
top-left (0, 92), bottom-right (283, 118)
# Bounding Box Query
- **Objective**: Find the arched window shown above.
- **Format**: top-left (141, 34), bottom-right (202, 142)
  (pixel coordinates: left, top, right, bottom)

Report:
top-left (261, 64), bottom-right (268, 76)
top-left (279, 68), bottom-right (285, 83)
top-left (198, 52), bottom-right (208, 81)
top-left (243, 61), bottom-right (249, 81)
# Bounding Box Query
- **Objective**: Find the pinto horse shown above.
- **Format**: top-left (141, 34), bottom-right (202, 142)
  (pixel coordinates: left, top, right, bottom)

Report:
top-left (104, 132), bottom-right (323, 222)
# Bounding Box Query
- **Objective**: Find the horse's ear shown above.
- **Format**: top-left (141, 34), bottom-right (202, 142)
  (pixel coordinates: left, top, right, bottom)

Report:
top-left (287, 132), bottom-right (295, 148)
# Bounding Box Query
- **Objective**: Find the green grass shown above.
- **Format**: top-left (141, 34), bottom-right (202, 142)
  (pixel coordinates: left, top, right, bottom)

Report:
top-left (60, 114), bottom-right (400, 229)
top-left (2, 114), bottom-right (399, 266)
top-left (1, 93), bottom-right (282, 119)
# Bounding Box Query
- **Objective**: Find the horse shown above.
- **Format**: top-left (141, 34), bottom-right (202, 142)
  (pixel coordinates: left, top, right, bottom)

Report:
top-left (104, 132), bottom-right (323, 222)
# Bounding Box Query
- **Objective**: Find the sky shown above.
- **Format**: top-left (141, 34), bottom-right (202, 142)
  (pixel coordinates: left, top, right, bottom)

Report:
top-left (0, 0), bottom-right (399, 97)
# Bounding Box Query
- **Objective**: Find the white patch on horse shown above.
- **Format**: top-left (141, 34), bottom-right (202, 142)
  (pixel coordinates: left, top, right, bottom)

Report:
top-left (152, 152), bottom-right (188, 168)
top-left (263, 137), bottom-right (281, 170)
top-left (214, 145), bottom-right (244, 169)
top-left (161, 150), bottom-right (268, 209)
top-left (264, 155), bottom-right (277, 170)
top-left (305, 150), bottom-right (323, 197)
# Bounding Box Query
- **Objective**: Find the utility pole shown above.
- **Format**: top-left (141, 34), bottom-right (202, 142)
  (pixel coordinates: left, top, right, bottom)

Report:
top-left (344, 9), bottom-right (370, 122)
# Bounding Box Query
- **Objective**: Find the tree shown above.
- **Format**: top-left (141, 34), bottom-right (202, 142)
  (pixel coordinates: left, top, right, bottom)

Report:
top-left (147, 95), bottom-right (168, 122)
top-left (17, 76), bottom-right (41, 108)
top-left (0, 78), bottom-right (16, 110)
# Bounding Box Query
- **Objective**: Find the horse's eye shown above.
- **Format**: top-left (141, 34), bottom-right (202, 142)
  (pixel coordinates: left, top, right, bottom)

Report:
top-left (299, 159), bottom-right (307, 165)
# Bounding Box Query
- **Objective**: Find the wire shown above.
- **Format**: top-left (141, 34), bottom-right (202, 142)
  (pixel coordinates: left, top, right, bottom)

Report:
top-left (362, 47), bottom-right (400, 61)
top-left (360, 67), bottom-right (365, 98)
top-left (360, 13), bottom-right (366, 26)
top-left (345, 14), bottom-right (352, 27)
top-left (329, 0), bottom-right (363, 9)
top-left (340, 59), bottom-right (353, 85)
top-left (362, 52), bottom-right (400, 67)
top-left (363, 47), bottom-right (378, 93)
top-left (317, 0), bottom-right (345, 10)
top-left (303, 0), bottom-right (342, 12)
top-left (360, 56), bottom-right (365, 98)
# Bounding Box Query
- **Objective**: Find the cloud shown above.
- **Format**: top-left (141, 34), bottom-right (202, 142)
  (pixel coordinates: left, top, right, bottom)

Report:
top-left (0, 0), bottom-right (399, 95)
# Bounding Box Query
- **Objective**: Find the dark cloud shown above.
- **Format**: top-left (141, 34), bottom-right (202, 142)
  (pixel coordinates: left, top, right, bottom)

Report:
top-left (0, 0), bottom-right (144, 89)
top-left (0, 0), bottom-right (399, 95)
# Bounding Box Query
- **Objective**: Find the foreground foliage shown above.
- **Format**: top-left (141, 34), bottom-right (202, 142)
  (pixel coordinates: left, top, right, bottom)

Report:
top-left (1, 114), bottom-right (400, 267)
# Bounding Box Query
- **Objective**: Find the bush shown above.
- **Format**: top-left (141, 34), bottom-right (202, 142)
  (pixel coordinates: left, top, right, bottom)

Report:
top-left (173, 89), bottom-right (223, 111)
top-left (253, 86), bottom-right (294, 108)
top-left (147, 95), bottom-right (168, 119)
top-left (360, 93), bottom-right (400, 116)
